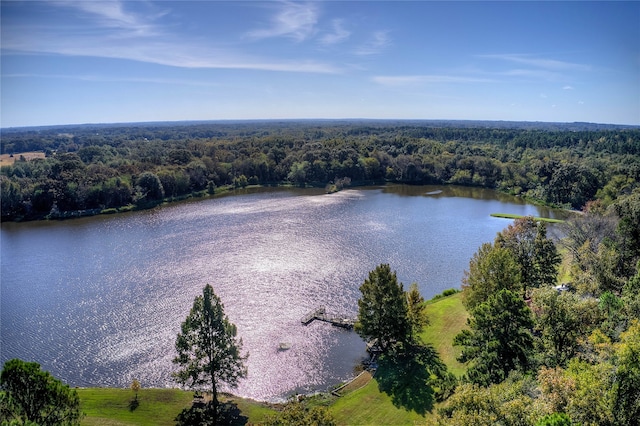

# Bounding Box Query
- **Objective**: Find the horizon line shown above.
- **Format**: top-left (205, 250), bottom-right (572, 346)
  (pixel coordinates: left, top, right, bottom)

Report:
top-left (3, 117), bottom-right (639, 132)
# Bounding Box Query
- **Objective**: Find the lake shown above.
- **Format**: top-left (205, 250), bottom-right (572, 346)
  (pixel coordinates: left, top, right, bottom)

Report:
top-left (0, 184), bottom-right (565, 401)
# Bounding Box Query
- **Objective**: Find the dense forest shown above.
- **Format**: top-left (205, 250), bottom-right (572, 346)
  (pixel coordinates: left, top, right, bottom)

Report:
top-left (1, 120), bottom-right (639, 222)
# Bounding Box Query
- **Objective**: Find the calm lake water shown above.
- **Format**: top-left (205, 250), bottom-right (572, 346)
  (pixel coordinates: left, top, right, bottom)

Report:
top-left (0, 185), bottom-right (564, 401)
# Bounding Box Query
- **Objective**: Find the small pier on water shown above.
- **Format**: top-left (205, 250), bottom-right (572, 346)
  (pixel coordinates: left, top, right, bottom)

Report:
top-left (301, 307), bottom-right (356, 330)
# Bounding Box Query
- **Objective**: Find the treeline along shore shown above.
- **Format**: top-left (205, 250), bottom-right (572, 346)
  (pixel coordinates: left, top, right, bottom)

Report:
top-left (1, 120), bottom-right (639, 221)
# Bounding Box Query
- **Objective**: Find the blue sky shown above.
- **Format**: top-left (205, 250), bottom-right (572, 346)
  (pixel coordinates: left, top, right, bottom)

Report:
top-left (2, 1), bottom-right (639, 127)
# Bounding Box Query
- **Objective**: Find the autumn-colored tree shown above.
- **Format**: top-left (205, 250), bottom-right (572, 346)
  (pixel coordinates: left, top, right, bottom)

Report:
top-left (130, 379), bottom-right (141, 402)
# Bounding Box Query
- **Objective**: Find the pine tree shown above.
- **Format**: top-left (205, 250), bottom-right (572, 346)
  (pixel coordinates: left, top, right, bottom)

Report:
top-left (173, 284), bottom-right (248, 424)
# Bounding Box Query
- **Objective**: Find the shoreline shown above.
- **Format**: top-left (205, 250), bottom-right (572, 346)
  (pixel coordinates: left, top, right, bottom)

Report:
top-left (1, 181), bottom-right (573, 224)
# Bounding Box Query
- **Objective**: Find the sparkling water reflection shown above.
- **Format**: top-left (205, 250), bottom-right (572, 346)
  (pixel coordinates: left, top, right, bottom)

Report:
top-left (0, 185), bottom-right (565, 401)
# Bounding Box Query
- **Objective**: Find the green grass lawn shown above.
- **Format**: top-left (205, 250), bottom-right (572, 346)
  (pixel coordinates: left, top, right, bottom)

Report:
top-left (78, 388), bottom-right (193, 426)
top-left (421, 292), bottom-right (468, 377)
top-left (330, 380), bottom-right (426, 425)
top-left (78, 388), bottom-right (275, 425)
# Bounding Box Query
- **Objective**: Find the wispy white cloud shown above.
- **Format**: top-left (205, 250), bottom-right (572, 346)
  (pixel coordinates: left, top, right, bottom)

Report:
top-left (2, 1), bottom-right (339, 74)
top-left (563, 85), bottom-right (574, 90)
top-left (3, 72), bottom-right (222, 87)
top-left (499, 68), bottom-right (564, 82)
top-left (246, 1), bottom-right (318, 42)
top-left (319, 19), bottom-right (350, 45)
top-left (371, 74), bottom-right (495, 86)
top-left (479, 54), bottom-right (591, 72)
top-left (355, 31), bottom-right (390, 55)
top-left (3, 33), bottom-right (341, 74)
top-left (54, 0), bottom-right (163, 36)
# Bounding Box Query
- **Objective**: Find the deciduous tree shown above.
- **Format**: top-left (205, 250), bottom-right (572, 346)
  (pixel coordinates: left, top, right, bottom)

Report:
top-left (135, 171), bottom-right (164, 203)
top-left (461, 242), bottom-right (522, 310)
top-left (611, 320), bottom-right (640, 426)
top-left (0, 359), bottom-right (82, 425)
top-left (433, 374), bottom-right (546, 426)
top-left (496, 217), bottom-right (560, 296)
top-left (130, 379), bottom-right (141, 402)
top-left (531, 287), bottom-right (599, 367)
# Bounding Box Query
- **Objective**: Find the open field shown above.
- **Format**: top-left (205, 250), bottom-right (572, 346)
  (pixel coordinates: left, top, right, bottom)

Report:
top-left (0, 151), bottom-right (46, 166)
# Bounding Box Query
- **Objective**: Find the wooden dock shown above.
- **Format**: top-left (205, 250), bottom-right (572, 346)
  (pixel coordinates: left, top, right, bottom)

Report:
top-left (301, 307), bottom-right (356, 330)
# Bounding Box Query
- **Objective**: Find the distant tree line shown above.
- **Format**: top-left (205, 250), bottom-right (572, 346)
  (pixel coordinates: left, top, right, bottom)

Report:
top-left (1, 122), bottom-right (639, 221)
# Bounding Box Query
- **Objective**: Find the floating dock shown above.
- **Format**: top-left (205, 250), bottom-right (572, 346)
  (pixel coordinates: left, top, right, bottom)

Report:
top-left (301, 307), bottom-right (355, 330)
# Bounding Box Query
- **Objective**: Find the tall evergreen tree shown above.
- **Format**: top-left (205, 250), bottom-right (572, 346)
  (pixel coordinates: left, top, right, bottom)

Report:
top-left (454, 289), bottom-right (534, 386)
top-left (406, 282), bottom-right (429, 341)
top-left (173, 284), bottom-right (248, 425)
top-left (356, 264), bottom-right (410, 351)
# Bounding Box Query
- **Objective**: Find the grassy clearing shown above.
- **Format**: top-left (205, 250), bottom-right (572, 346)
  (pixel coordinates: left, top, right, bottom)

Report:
top-left (332, 370), bottom-right (373, 396)
top-left (0, 151), bottom-right (46, 166)
top-left (329, 380), bottom-right (426, 426)
top-left (78, 388), bottom-right (192, 426)
top-left (78, 388), bottom-right (275, 425)
top-left (490, 213), bottom-right (564, 223)
top-left (222, 394), bottom-right (277, 423)
top-left (421, 292), bottom-right (468, 377)
top-left (557, 246), bottom-right (573, 285)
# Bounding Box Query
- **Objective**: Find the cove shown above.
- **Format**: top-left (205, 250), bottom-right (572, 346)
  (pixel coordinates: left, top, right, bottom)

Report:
top-left (0, 184), bottom-right (565, 401)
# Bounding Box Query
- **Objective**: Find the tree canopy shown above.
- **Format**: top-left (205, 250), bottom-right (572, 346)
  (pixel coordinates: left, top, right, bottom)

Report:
top-left (496, 217), bottom-right (561, 295)
top-left (355, 264), bottom-right (410, 351)
top-left (0, 359), bottom-right (82, 425)
top-left (454, 289), bottom-right (534, 386)
top-left (531, 287), bottom-right (599, 368)
top-left (406, 282), bottom-right (429, 341)
top-left (461, 242), bottom-right (522, 310)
